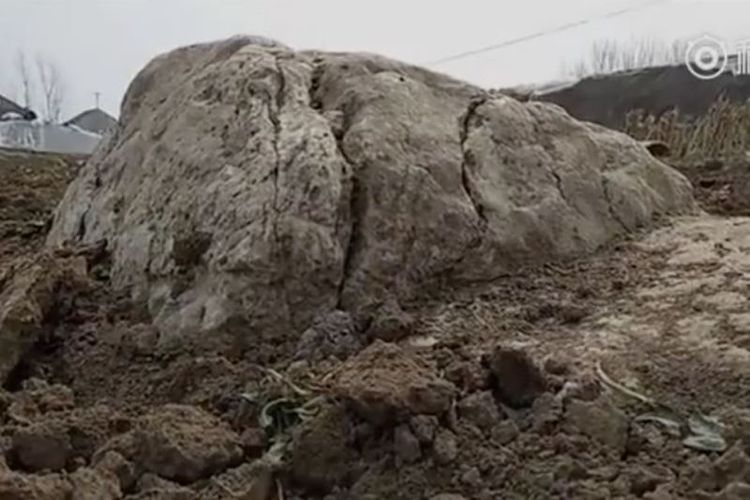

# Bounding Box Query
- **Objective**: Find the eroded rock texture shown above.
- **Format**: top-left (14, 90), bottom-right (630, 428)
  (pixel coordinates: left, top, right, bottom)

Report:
top-left (48, 37), bottom-right (695, 347)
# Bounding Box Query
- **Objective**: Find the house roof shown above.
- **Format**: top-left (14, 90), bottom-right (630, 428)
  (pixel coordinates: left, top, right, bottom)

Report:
top-left (0, 94), bottom-right (36, 121)
top-left (64, 108), bottom-right (117, 135)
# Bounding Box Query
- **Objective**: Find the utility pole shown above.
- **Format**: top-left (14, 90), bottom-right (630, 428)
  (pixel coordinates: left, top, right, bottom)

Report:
top-left (94, 92), bottom-right (101, 109)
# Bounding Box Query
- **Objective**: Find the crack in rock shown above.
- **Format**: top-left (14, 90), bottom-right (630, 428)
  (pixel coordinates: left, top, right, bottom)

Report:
top-left (546, 164), bottom-right (588, 223)
top-left (76, 209), bottom-right (88, 241)
top-left (269, 54), bottom-right (294, 328)
top-left (459, 97), bottom-right (489, 226)
top-left (305, 60), bottom-right (361, 309)
top-left (601, 176), bottom-right (629, 232)
top-left (336, 174), bottom-right (361, 309)
top-left (549, 167), bottom-right (570, 206)
top-left (435, 96), bottom-right (494, 281)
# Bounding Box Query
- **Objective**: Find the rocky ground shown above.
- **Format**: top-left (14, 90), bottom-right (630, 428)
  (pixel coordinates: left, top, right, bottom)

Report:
top-left (1, 145), bottom-right (750, 499)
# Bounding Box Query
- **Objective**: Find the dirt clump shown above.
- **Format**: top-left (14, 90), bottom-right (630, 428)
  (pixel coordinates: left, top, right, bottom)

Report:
top-left (0, 460), bottom-right (119, 500)
top-left (0, 251), bottom-right (90, 385)
top-left (119, 404), bottom-right (243, 484)
top-left (0, 469), bottom-right (73, 499)
top-left (563, 398), bottom-right (629, 455)
top-left (290, 403), bottom-right (358, 493)
top-left (67, 467), bottom-right (121, 499)
top-left (456, 391), bottom-right (501, 432)
top-left (393, 424), bottom-right (422, 463)
top-left (332, 341), bottom-right (456, 426)
top-left (9, 404), bottom-right (124, 472)
top-left (365, 300), bottom-right (416, 342)
top-left (131, 473), bottom-right (195, 498)
top-left (294, 310), bottom-right (363, 362)
top-left (486, 346), bottom-right (547, 408)
top-left (94, 450), bottom-right (137, 492)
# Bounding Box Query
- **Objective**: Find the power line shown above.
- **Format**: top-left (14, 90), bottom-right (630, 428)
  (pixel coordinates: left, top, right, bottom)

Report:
top-left (424, 0), bottom-right (670, 66)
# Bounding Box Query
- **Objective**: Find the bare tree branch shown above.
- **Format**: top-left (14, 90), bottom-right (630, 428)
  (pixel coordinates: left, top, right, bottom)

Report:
top-left (566, 38), bottom-right (687, 79)
top-left (34, 54), bottom-right (65, 123)
top-left (6, 50), bottom-right (67, 122)
top-left (14, 50), bottom-right (33, 109)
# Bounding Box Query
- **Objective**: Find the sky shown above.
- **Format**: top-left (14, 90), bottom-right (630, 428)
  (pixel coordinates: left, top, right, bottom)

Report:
top-left (2, 0), bottom-right (750, 120)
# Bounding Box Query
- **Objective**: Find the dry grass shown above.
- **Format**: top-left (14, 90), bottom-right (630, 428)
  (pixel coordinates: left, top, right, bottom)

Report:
top-left (624, 97), bottom-right (750, 161)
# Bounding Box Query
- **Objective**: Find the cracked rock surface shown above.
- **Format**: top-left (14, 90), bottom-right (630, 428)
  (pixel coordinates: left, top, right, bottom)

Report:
top-left (47, 37), bottom-right (695, 348)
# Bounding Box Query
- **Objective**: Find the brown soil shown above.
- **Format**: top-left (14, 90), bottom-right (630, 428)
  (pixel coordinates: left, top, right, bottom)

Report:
top-left (0, 147), bottom-right (81, 262)
top-left (2, 152), bottom-right (750, 499)
top-left (674, 158), bottom-right (750, 217)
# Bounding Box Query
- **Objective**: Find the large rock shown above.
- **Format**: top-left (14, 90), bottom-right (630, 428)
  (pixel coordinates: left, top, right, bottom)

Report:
top-left (47, 37), bottom-right (695, 347)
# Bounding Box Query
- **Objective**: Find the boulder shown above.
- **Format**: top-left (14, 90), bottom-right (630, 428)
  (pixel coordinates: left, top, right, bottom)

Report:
top-left (48, 37), bottom-right (695, 348)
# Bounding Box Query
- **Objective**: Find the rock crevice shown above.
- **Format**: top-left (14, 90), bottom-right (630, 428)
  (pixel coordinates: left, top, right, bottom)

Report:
top-left (459, 97), bottom-right (489, 226)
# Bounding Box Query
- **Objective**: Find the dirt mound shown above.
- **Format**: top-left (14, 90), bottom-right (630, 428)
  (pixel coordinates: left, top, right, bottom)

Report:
top-left (48, 38), bottom-right (694, 353)
top-left (535, 65), bottom-right (750, 130)
top-left (4, 213), bottom-right (750, 498)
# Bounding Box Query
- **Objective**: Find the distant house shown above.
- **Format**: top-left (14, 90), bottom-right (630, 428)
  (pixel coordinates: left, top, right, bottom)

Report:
top-left (0, 94), bottom-right (36, 121)
top-left (0, 121), bottom-right (102, 155)
top-left (64, 108), bottom-right (117, 135)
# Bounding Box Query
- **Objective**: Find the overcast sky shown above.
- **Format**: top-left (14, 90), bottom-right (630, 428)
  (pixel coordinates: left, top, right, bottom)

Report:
top-left (2, 0), bottom-right (749, 120)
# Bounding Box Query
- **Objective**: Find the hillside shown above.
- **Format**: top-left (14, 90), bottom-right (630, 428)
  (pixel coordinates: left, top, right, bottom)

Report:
top-left (536, 65), bottom-right (750, 130)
